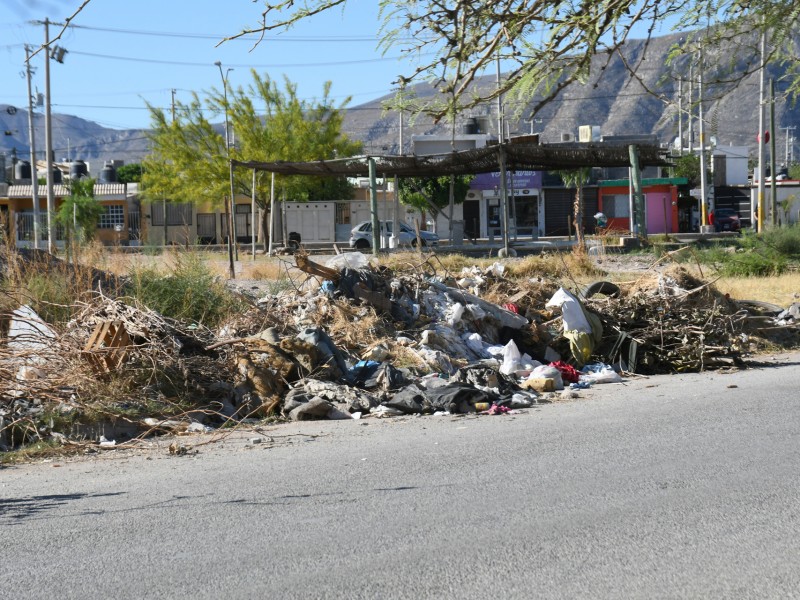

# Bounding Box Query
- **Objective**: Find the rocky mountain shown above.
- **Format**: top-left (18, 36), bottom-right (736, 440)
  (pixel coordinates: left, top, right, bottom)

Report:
top-left (0, 105), bottom-right (150, 171)
top-left (3, 28), bottom-right (799, 172)
top-left (348, 29), bottom-right (800, 159)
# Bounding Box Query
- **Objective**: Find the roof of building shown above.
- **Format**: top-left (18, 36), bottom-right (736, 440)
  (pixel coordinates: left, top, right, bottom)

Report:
top-left (599, 177), bottom-right (689, 187)
top-left (232, 142), bottom-right (671, 178)
top-left (4, 183), bottom-right (127, 198)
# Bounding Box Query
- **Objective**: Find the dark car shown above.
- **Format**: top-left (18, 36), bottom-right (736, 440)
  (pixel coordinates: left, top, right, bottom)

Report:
top-left (713, 208), bottom-right (741, 232)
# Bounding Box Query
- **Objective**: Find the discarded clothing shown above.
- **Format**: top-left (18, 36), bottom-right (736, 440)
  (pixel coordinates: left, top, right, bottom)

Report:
top-left (549, 361), bottom-right (581, 384)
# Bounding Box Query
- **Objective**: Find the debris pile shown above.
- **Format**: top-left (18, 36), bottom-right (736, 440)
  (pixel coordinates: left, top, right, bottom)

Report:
top-left (2, 250), bottom-right (800, 452)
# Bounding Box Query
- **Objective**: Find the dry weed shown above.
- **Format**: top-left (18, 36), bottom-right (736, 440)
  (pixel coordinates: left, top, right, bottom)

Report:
top-left (240, 259), bottom-right (285, 280)
top-left (506, 252), bottom-right (605, 282)
top-left (716, 273), bottom-right (800, 306)
top-left (308, 300), bottom-right (385, 351)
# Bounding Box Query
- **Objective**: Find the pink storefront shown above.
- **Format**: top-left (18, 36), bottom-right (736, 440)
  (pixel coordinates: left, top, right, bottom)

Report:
top-left (598, 178), bottom-right (686, 235)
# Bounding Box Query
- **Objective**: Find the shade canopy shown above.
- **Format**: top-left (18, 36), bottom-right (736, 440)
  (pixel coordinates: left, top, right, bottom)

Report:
top-left (231, 141), bottom-right (671, 178)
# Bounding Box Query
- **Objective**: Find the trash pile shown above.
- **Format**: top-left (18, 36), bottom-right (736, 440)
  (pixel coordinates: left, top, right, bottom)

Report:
top-left (2, 250), bottom-right (799, 452)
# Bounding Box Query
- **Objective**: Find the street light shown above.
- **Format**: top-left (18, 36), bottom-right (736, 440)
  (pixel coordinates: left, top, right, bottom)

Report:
top-left (214, 61), bottom-right (237, 278)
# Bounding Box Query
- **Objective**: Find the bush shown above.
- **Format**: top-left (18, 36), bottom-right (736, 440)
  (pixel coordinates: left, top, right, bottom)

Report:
top-left (126, 253), bottom-right (244, 327)
top-left (697, 241), bottom-right (787, 277)
top-left (760, 225), bottom-right (800, 257)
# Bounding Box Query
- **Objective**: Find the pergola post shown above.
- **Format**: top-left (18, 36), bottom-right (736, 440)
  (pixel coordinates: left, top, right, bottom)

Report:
top-left (629, 144), bottom-right (647, 238)
top-left (369, 157), bottom-right (380, 255)
top-left (498, 144), bottom-right (511, 256)
top-left (268, 172), bottom-right (275, 256)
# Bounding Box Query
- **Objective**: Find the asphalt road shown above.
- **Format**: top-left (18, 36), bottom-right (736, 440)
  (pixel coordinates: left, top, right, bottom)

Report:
top-left (3, 354), bottom-right (800, 599)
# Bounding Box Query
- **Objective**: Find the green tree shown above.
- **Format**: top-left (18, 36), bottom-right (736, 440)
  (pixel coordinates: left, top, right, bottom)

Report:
top-left (142, 71), bottom-right (361, 243)
top-left (56, 177), bottom-right (104, 260)
top-left (117, 163), bottom-right (143, 183)
top-left (398, 175), bottom-right (473, 228)
top-left (558, 168), bottom-right (591, 252)
top-left (673, 154), bottom-right (702, 189)
top-left (398, 175), bottom-right (473, 211)
top-left (789, 163), bottom-right (800, 181)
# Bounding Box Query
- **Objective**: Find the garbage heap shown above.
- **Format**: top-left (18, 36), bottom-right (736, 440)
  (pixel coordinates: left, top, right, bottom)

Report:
top-left (2, 251), bottom-right (799, 450)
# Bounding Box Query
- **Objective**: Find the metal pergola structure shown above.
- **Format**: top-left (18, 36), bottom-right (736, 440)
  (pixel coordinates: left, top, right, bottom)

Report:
top-left (230, 141), bottom-right (671, 266)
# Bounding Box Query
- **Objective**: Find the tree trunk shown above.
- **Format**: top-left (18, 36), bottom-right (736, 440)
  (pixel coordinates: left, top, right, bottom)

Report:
top-left (574, 186), bottom-right (586, 253)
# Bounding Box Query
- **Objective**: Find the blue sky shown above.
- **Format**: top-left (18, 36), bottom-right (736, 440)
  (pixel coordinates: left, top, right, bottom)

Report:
top-left (1, 0), bottom-right (412, 130)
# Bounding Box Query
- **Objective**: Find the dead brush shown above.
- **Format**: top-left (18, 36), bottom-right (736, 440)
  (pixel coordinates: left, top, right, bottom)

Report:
top-left (0, 248), bottom-right (123, 326)
top-left (388, 344), bottom-right (428, 371)
top-left (505, 252), bottom-right (605, 281)
top-left (316, 301), bottom-right (385, 351)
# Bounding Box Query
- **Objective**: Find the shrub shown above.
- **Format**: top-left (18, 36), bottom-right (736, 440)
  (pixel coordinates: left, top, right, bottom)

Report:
top-left (126, 252), bottom-right (244, 327)
top-left (760, 225), bottom-right (800, 257)
top-left (696, 240), bottom-right (787, 277)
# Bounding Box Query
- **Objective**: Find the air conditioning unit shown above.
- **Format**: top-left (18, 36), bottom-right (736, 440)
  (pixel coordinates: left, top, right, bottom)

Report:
top-left (561, 132), bottom-right (574, 142)
top-left (578, 125), bottom-right (601, 143)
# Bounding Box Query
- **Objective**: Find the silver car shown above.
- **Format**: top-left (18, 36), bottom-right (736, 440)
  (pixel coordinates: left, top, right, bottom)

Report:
top-left (349, 220), bottom-right (439, 249)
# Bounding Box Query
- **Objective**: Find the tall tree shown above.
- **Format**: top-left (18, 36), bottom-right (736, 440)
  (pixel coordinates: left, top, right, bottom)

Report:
top-left (142, 71), bottom-right (361, 241)
top-left (398, 175), bottom-right (473, 228)
top-left (116, 163), bottom-right (143, 184)
top-left (56, 177), bottom-right (104, 261)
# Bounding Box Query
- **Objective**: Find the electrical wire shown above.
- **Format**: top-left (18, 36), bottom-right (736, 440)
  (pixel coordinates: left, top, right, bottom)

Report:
top-left (67, 49), bottom-right (427, 68)
top-left (66, 23), bottom-right (389, 43)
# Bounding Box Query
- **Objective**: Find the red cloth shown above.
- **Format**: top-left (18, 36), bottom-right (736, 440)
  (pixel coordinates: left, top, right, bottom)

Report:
top-left (549, 361), bottom-right (581, 383)
top-left (482, 404), bottom-right (512, 415)
top-left (503, 303), bottom-right (520, 314)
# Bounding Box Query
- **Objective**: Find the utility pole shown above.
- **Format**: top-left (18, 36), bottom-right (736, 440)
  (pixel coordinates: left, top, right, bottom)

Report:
top-left (214, 61), bottom-right (236, 278)
top-left (757, 27), bottom-right (766, 233)
top-left (495, 54), bottom-right (504, 144)
top-left (496, 54), bottom-right (510, 255)
top-left (392, 84), bottom-right (403, 250)
top-left (42, 18), bottom-right (55, 253)
top-left (770, 78), bottom-right (777, 226)
top-left (171, 89), bottom-right (176, 122)
top-left (677, 77), bottom-right (683, 156)
top-left (688, 63), bottom-right (694, 152)
top-left (698, 55), bottom-right (710, 229)
top-left (24, 45), bottom-right (40, 250)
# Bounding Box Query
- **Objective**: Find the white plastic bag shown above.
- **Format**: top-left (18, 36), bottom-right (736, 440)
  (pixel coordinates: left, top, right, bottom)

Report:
top-left (325, 252), bottom-right (370, 271)
top-left (546, 288), bottom-right (592, 333)
top-left (528, 365), bottom-right (564, 390)
top-left (580, 367), bottom-right (623, 384)
top-left (446, 302), bottom-right (465, 326)
top-left (500, 340), bottom-right (522, 375)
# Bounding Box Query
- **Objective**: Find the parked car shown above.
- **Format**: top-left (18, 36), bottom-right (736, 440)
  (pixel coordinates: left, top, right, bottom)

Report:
top-left (349, 220), bottom-right (439, 249)
top-left (712, 207), bottom-right (741, 232)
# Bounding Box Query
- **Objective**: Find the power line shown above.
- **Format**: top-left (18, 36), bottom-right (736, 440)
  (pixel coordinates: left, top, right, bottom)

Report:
top-left (67, 23), bottom-right (390, 43)
top-left (67, 49), bottom-right (424, 68)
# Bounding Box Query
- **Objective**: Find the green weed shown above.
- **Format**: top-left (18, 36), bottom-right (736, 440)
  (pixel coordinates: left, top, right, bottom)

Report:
top-left (126, 252), bottom-right (245, 327)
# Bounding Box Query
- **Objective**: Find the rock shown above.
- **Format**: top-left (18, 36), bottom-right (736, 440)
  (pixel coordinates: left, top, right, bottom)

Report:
top-left (302, 379), bottom-right (380, 413)
top-left (288, 397), bottom-right (335, 421)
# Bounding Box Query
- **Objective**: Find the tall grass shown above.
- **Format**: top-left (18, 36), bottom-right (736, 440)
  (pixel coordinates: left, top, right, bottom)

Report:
top-left (125, 252), bottom-right (244, 327)
top-left (0, 247), bottom-right (107, 325)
